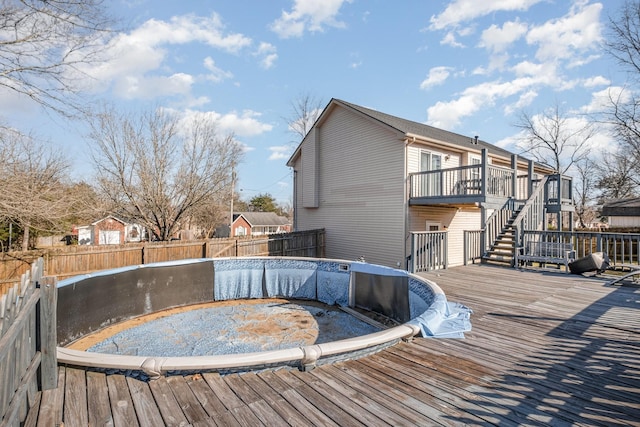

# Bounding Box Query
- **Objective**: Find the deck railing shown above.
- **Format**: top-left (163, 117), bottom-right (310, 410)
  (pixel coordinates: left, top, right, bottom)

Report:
top-left (0, 258), bottom-right (57, 426)
top-left (408, 231), bottom-right (448, 273)
top-left (512, 176), bottom-right (549, 251)
top-left (463, 230), bottom-right (483, 265)
top-left (545, 174), bottom-right (573, 210)
top-left (409, 165), bottom-right (518, 199)
top-left (521, 230), bottom-right (640, 266)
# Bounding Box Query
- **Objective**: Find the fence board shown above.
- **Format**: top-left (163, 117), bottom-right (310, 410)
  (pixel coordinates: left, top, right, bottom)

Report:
top-left (1, 230), bottom-right (325, 288)
top-left (0, 258), bottom-right (56, 427)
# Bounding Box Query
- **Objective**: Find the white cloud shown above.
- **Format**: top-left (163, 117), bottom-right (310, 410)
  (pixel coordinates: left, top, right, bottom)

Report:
top-left (216, 110), bottom-right (274, 136)
top-left (268, 145), bottom-right (292, 160)
top-left (526, 2), bottom-right (602, 62)
top-left (504, 89), bottom-right (537, 115)
top-left (430, 0), bottom-right (544, 30)
top-left (178, 109), bottom-right (273, 137)
top-left (113, 73), bottom-right (194, 99)
top-left (270, 0), bottom-right (352, 38)
top-left (203, 57), bottom-right (234, 82)
top-left (580, 86), bottom-right (625, 113)
top-left (480, 20), bottom-right (528, 53)
top-left (76, 14), bottom-right (251, 99)
top-left (420, 66), bottom-right (453, 90)
top-left (426, 78), bottom-right (536, 129)
top-left (254, 42), bottom-right (278, 69)
top-left (441, 31), bottom-right (464, 48)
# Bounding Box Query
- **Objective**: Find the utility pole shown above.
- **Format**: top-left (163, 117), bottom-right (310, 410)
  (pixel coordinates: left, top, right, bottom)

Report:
top-left (230, 166), bottom-right (236, 237)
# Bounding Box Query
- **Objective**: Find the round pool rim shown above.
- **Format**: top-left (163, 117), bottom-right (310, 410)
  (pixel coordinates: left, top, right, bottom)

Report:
top-left (55, 256), bottom-right (445, 377)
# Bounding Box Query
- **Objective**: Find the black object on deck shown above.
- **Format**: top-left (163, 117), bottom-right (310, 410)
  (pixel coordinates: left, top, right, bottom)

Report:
top-left (569, 252), bottom-right (610, 274)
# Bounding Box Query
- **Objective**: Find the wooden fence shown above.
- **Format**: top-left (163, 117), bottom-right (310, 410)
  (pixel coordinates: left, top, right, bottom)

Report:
top-left (1, 229), bottom-right (325, 291)
top-left (0, 258), bottom-right (57, 426)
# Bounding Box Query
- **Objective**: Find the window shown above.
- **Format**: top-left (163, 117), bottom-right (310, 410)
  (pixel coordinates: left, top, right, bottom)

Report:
top-left (425, 222), bottom-right (441, 231)
top-left (470, 156), bottom-right (481, 181)
top-left (420, 150), bottom-right (442, 196)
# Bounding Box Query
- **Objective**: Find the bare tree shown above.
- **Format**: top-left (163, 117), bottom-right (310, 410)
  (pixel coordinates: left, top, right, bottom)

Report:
top-left (89, 107), bottom-right (243, 241)
top-left (595, 149), bottom-right (639, 201)
top-left (190, 195), bottom-right (231, 238)
top-left (284, 93), bottom-right (325, 140)
top-left (602, 1), bottom-right (640, 184)
top-left (0, 0), bottom-right (114, 115)
top-left (515, 103), bottom-right (595, 174)
top-left (606, 1), bottom-right (640, 78)
top-left (0, 127), bottom-right (74, 250)
top-left (573, 158), bottom-right (599, 228)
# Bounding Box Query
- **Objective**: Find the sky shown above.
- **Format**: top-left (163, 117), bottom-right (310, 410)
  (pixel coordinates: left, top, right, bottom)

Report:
top-left (1, 0), bottom-right (631, 205)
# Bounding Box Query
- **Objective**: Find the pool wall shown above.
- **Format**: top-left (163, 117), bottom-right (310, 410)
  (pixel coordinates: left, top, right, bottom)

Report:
top-left (56, 257), bottom-right (471, 376)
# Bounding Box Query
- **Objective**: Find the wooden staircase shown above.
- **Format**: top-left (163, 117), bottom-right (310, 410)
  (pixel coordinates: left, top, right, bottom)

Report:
top-left (482, 210), bottom-right (520, 266)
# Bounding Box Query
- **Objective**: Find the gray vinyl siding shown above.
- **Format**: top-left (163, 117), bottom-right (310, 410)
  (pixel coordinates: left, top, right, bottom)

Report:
top-left (407, 144), bottom-right (460, 172)
top-left (296, 106), bottom-right (406, 268)
top-left (301, 129), bottom-right (319, 208)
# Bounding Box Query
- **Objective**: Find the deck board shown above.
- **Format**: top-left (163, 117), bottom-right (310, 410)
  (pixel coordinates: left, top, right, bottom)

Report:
top-left (86, 371), bottom-right (114, 427)
top-left (31, 264), bottom-right (640, 426)
top-left (127, 376), bottom-right (166, 427)
top-left (63, 368), bottom-right (88, 427)
top-left (106, 373), bottom-right (139, 427)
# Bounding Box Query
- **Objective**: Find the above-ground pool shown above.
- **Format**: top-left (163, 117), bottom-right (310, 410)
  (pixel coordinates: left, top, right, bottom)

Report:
top-left (56, 257), bottom-right (471, 377)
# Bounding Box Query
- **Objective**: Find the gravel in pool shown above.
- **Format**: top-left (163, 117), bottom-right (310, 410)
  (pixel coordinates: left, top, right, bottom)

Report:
top-left (81, 299), bottom-right (380, 357)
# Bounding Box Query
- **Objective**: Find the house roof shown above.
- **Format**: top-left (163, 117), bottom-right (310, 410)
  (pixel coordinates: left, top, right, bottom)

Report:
top-left (91, 215), bottom-right (126, 226)
top-left (233, 212), bottom-right (290, 227)
top-left (602, 197), bottom-right (640, 216)
top-left (287, 98), bottom-right (538, 168)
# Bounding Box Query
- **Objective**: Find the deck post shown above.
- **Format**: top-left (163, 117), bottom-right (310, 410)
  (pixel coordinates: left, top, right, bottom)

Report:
top-left (38, 276), bottom-right (58, 390)
top-left (510, 154), bottom-right (518, 198)
top-left (481, 149), bottom-right (489, 196)
top-left (527, 159), bottom-right (534, 199)
top-left (480, 207), bottom-right (487, 258)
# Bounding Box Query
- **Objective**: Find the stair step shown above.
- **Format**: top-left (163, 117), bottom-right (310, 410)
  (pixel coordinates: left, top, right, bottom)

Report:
top-left (481, 257), bottom-right (512, 266)
top-left (486, 251), bottom-right (513, 258)
top-left (491, 242), bottom-right (513, 254)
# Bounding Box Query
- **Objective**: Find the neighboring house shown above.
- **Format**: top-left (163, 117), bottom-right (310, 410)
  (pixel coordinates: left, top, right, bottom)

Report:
top-left (287, 98), bottom-right (574, 270)
top-left (77, 216), bottom-right (145, 245)
top-left (602, 198), bottom-right (640, 227)
top-left (231, 212), bottom-right (291, 237)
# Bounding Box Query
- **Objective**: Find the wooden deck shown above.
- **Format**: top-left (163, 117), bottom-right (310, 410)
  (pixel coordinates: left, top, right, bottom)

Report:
top-left (27, 265), bottom-right (640, 426)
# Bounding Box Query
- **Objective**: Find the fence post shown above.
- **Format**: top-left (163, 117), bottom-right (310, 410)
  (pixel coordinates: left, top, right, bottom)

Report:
top-left (38, 276), bottom-right (57, 390)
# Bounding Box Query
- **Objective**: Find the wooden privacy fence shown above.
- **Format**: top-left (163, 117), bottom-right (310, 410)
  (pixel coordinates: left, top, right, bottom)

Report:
top-left (0, 258), bottom-right (57, 426)
top-left (1, 229), bottom-right (325, 288)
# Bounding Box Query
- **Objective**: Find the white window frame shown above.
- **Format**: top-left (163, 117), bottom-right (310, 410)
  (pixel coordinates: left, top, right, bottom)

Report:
top-left (425, 222), bottom-right (441, 231)
top-left (420, 150), bottom-right (442, 196)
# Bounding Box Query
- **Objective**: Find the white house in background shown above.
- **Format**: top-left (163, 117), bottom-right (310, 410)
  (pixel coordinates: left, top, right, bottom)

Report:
top-left (602, 198), bottom-right (640, 227)
top-left (231, 212), bottom-right (292, 237)
top-left (286, 98), bottom-right (567, 270)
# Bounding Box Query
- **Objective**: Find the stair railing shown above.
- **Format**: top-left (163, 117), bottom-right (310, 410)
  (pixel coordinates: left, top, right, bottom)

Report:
top-left (511, 175), bottom-right (549, 256)
top-left (482, 198), bottom-right (517, 256)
